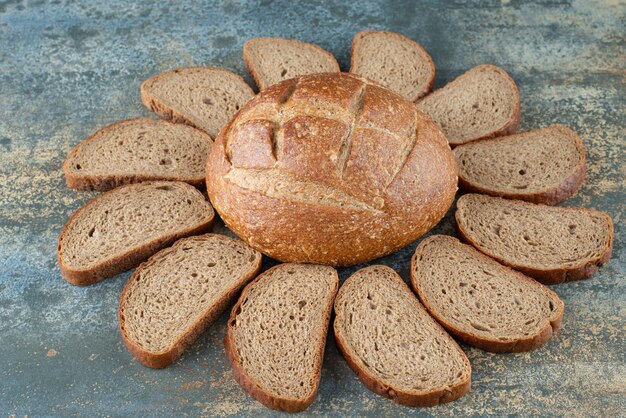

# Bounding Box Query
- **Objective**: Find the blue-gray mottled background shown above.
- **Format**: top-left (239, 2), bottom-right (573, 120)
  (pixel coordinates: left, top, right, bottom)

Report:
top-left (0, 0), bottom-right (624, 416)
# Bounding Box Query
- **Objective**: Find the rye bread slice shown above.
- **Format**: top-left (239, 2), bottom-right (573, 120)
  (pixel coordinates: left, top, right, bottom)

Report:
top-left (224, 263), bottom-right (338, 412)
top-left (454, 125), bottom-right (586, 205)
top-left (119, 234), bottom-right (262, 368)
top-left (456, 194), bottom-right (614, 284)
top-left (58, 181), bottom-right (214, 285)
top-left (350, 30), bottom-right (435, 102)
top-left (416, 64), bottom-right (520, 146)
top-left (243, 37), bottom-right (340, 90)
top-left (411, 235), bottom-right (564, 353)
top-left (333, 265), bottom-right (471, 407)
top-left (63, 118), bottom-right (212, 191)
top-left (141, 67), bottom-right (254, 138)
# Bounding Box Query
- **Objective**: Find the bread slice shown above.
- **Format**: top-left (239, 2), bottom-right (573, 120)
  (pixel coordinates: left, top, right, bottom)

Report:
top-left (416, 64), bottom-right (520, 146)
top-left (411, 235), bottom-right (564, 353)
top-left (58, 181), bottom-right (214, 285)
top-left (63, 118), bottom-right (212, 191)
top-left (243, 37), bottom-right (340, 90)
top-left (119, 234), bottom-right (262, 368)
top-left (350, 30), bottom-right (435, 102)
top-left (224, 263), bottom-right (338, 412)
top-left (141, 67), bottom-right (254, 138)
top-left (333, 265), bottom-right (471, 407)
top-left (454, 125), bottom-right (586, 205)
top-left (456, 194), bottom-right (613, 284)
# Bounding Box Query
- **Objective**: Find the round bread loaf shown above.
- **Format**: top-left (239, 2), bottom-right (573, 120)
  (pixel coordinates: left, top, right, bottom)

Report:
top-left (206, 73), bottom-right (457, 266)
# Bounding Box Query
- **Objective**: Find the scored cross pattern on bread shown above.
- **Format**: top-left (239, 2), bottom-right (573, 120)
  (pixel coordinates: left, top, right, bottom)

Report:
top-left (221, 73), bottom-right (444, 209)
top-left (206, 73), bottom-right (458, 266)
top-left (222, 74), bottom-right (418, 210)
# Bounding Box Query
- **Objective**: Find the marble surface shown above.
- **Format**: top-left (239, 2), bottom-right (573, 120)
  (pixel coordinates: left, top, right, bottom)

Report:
top-left (0, 0), bottom-right (624, 416)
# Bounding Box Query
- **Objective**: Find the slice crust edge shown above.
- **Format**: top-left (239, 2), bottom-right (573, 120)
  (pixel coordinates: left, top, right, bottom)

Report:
top-left (411, 235), bottom-right (565, 353)
top-left (455, 194), bottom-right (614, 284)
top-left (118, 234), bottom-right (262, 368)
top-left (224, 264), bottom-right (339, 412)
top-left (454, 125), bottom-right (586, 205)
top-left (333, 265), bottom-right (471, 407)
top-left (58, 181), bottom-right (215, 285)
top-left (350, 30), bottom-right (436, 101)
top-left (243, 37), bottom-right (340, 91)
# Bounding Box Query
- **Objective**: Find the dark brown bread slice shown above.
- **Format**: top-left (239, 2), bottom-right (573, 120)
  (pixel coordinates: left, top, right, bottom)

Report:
top-left (243, 37), bottom-right (340, 90)
top-left (119, 234), bottom-right (262, 368)
top-left (63, 118), bottom-right (212, 191)
top-left (225, 263), bottom-right (338, 412)
top-left (350, 30), bottom-right (435, 102)
top-left (456, 194), bottom-right (613, 284)
top-left (454, 125), bottom-right (586, 205)
top-left (334, 265), bottom-right (471, 407)
top-left (58, 181), bottom-right (214, 285)
top-left (411, 235), bottom-right (564, 353)
top-left (141, 67), bottom-right (254, 138)
top-left (416, 64), bottom-right (520, 146)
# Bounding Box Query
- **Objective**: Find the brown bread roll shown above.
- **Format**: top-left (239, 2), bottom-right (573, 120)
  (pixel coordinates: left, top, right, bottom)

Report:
top-left (206, 72), bottom-right (457, 266)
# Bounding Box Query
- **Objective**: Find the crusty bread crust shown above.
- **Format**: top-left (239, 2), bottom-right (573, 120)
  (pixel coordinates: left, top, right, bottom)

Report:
top-left (455, 125), bottom-right (586, 205)
top-left (333, 266), bottom-right (471, 407)
top-left (417, 64), bottom-right (521, 146)
top-left (63, 118), bottom-right (211, 191)
top-left (206, 73), bottom-right (458, 267)
top-left (65, 172), bottom-right (206, 192)
top-left (58, 182), bottom-right (214, 286)
top-left (455, 196), bottom-right (614, 285)
top-left (411, 235), bottom-right (565, 353)
top-left (334, 333), bottom-right (471, 407)
top-left (243, 37), bottom-right (340, 91)
top-left (118, 234), bottom-right (262, 368)
top-left (223, 264), bottom-right (338, 412)
top-left (350, 30), bottom-right (435, 102)
top-left (457, 162), bottom-right (585, 206)
top-left (140, 67), bottom-right (254, 135)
